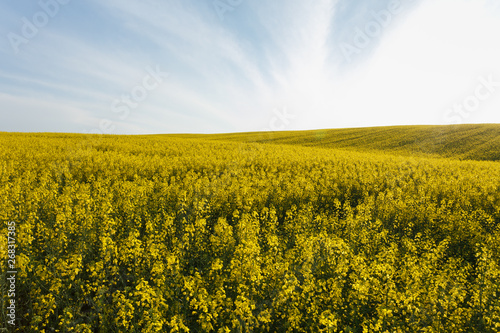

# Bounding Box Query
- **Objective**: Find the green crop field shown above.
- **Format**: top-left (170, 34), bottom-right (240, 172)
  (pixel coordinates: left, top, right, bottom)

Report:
top-left (174, 124), bottom-right (500, 161)
top-left (1, 125), bottom-right (500, 332)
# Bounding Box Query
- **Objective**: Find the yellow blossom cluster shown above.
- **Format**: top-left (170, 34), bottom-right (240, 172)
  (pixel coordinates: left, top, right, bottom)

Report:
top-left (0, 132), bottom-right (499, 332)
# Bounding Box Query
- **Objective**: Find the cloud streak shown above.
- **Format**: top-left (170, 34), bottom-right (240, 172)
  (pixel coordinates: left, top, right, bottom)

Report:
top-left (1, 0), bottom-right (499, 134)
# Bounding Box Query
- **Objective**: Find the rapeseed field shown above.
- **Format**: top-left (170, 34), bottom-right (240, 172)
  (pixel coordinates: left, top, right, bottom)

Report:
top-left (1, 127), bottom-right (499, 332)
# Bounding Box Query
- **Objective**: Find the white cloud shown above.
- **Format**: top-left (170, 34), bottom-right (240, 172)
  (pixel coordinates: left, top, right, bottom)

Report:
top-left (318, 0), bottom-right (500, 129)
top-left (1, 0), bottom-right (499, 134)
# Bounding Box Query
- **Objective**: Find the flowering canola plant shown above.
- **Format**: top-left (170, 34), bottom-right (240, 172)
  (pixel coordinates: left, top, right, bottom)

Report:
top-left (0, 132), bottom-right (499, 332)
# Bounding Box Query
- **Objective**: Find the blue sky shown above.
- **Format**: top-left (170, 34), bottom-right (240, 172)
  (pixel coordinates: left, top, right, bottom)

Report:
top-left (1, 0), bottom-right (500, 134)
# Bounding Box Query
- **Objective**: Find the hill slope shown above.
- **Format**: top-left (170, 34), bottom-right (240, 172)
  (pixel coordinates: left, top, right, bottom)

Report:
top-left (172, 124), bottom-right (500, 161)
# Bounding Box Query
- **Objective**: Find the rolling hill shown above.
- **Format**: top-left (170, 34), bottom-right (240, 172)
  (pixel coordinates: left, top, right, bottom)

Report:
top-left (171, 124), bottom-right (500, 161)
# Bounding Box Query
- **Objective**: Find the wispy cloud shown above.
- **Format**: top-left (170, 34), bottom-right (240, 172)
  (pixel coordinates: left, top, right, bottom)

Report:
top-left (1, 0), bottom-right (499, 134)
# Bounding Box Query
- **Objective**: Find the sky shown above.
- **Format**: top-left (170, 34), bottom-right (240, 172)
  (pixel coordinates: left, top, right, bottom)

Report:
top-left (1, 0), bottom-right (500, 134)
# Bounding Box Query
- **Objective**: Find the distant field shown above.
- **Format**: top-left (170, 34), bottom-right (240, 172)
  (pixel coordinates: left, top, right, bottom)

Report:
top-left (172, 124), bottom-right (500, 161)
top-left (1, 127), bottom-right (499, 332)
